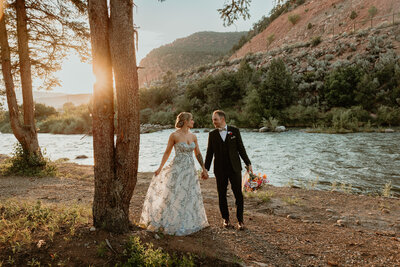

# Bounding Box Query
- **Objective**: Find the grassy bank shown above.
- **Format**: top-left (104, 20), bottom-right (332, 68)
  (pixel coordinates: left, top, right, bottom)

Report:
top-left (0, 158), bottom-right (399, 266)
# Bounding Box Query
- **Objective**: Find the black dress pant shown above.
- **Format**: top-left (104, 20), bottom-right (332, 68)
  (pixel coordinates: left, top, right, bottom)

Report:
top-left (215, 169), bottom-right (244, 223)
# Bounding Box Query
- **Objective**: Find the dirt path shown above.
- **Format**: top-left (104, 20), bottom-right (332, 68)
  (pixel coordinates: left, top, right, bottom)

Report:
top-left (1, 161), bottom-right (399, 266)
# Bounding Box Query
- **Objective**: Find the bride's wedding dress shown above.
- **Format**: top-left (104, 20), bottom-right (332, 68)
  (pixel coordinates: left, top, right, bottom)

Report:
top-left (140, 142), bottom-right (209, 236)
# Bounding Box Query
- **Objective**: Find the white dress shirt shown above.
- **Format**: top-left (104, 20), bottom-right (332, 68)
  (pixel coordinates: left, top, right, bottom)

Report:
top-left (219, 125), bottom-right (228, 142)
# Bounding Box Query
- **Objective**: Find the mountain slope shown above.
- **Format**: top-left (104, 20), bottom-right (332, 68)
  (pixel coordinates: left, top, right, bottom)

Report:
top-left (138, 31), bottom-right (246, 87)
top-left (231, 0), bottom-right (400, 59)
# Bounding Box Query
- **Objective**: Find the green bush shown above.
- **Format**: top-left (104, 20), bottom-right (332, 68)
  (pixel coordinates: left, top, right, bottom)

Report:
top-left (149, 110), bottom-right (175, 125)
top-left (243, 86), bottom-right (263, 127)
top-left (377, 105), bottom-right (400, 126)
top-left (0, 143), bottom-right (57, 177)
top-left (368, 6), bottom-right (378, 18)
top-left (34, 103), bottom-right (58, 121)
top-left (140, 72), bottom-right (176, 110)
top-left (119, 236), bottom-right (195, 266)
top-left (36, 103), bottom-right (92, 134)
top-left (354, 74), bottom-right (379, 110)
top-left (350, 11), bottom-right (358, 20)
top-left (328, 108), bottom-right (360, 132)
top-left (257, 58), bottom-right (295, 119)
top-left (283, 105), bottom-right (321, 126)
top-left (311, 36), bottom-right (322, 47)
top-left (38, 115), bottom-right (91, 134)
top-left (324, 65), bottom-right (364, 108)
top-left (140, 108), bottom-right (153, 124)
top-left (262, 117), bottom-right (279, 129)
top-left (288, 14), bottom-right (300, 25)
top-left (307, 23), bottom-right (313, 30)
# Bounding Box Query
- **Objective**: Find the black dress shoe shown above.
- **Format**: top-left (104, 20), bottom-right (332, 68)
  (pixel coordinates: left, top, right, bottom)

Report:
top-left (223, 219), bottom-right (231, 228)
top-left (237, 222), bottom-right (245, 230)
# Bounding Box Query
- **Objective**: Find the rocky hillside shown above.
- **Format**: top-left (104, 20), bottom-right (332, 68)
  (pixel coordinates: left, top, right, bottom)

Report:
top-left (158, 0), bottom-right (400, 88)
top-left (138, 31), bottom-right (246, 87)
top-left (140, 0), bottom-right (400, 90)
top-left (231, 0), bottom-right (400, 59)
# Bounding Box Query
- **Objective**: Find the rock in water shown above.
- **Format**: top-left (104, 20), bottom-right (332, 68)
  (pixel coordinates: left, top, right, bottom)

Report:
top-left (275, 126), bottom-right (286, 132)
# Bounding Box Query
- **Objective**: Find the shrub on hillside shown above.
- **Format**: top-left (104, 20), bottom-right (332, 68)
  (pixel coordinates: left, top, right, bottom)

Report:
top-left (267, 34), bottom-right (275, 47)
top-left (139, 72), bottom-right (176, 110)
top-left (331, 109), bottom-right (359, 132)
top-left (256, 58), bottom-right (295, 120)
top-left (149, 110), bottom-right (174, 125)
top-left (283, 105), bottom-right (321, 126)
top-left (288, 14), bottom-right (300, 25)
top-left (311, 36), bottom-right (322, 47)
top-left (323, 65), bottom-right (364, 108)
top-left (350, 11), bottom-right (358, 20)
top-left (376, 106), bottom-right (400, 126)
top-left (355, 75), bottom-right (379, 110)
top-left (368, 6), bottom-right (378, 18)
top-left (243, 86), bottom-right (264, 127)
top-left (140, 108), bottom-right (153, 124)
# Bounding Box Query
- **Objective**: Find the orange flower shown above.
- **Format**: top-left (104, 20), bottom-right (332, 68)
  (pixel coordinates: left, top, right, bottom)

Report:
top-left (263, 174), bottom-right (267, 179)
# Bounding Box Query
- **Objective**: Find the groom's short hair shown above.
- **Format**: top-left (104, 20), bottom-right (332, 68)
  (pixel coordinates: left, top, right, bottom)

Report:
top-left (213, 110), bottom-right (226, 119)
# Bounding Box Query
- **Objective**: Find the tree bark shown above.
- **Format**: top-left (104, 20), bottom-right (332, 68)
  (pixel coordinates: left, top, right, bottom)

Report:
top-left (15, 0), bottom-right (40, 156)
top-left (88, 0), bottom-right (117, 231)
top-left (110, 0), bottom-right (140, 232)
top-left (0, 3), bottom-right (40, 156)
top-left (0, 13), bottom-right (25, 143)
top-left (88, 0), bottom-right (139, 233)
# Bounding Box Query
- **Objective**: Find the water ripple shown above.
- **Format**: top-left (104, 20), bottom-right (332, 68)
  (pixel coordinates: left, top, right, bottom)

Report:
top-left (0, 130), bottom-right (399, 195)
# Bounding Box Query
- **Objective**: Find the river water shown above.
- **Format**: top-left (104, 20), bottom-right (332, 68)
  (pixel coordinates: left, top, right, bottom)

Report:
top-left (0, 130), bottom-right (399, 196)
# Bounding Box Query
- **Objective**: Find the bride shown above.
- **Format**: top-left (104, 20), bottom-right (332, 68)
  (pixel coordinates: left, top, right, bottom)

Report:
top-left (139, 112), bottom-right (209, 236)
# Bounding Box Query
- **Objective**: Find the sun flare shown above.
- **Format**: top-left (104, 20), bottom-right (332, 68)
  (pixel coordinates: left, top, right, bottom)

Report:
top-left (0, 1), bottom-right (6, 21)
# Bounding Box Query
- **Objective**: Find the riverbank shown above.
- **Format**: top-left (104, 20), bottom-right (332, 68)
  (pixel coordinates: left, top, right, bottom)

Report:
top-left (0, 159), bottom-right (399, 266)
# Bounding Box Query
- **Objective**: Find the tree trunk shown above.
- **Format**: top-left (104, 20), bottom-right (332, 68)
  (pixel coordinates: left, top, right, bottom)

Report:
top-left (110, 0), bottom-right (140, 232)
top-left (88, 0), bottom-right (139, 233)
top-left (0, 4), bottom-right (39, 156)
top-left (88, 0), bottom-right (117, 231)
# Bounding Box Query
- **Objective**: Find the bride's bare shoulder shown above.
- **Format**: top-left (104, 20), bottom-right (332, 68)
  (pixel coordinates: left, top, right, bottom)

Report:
top-left (190, 132), bottom-right (198, 141)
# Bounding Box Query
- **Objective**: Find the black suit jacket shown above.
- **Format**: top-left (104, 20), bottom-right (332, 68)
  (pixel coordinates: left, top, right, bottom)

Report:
top-left (205, 125), bottom-right (251, 175)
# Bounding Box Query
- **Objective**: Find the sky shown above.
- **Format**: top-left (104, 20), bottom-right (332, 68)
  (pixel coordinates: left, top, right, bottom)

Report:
top-left (53, 0), bottom-right (274, 95)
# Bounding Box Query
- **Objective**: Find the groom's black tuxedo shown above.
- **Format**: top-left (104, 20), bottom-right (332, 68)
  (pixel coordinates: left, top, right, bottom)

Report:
top-left (205, 125), bottom-right (251, 223)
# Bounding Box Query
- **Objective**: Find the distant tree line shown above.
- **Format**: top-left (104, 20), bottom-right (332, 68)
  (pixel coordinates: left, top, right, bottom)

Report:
top-left (139, 56), bottom-right (400, 131)
top-left (0, 102), bottom-right (92, 134)
top-left (1, 54), bottom-right (398, 134)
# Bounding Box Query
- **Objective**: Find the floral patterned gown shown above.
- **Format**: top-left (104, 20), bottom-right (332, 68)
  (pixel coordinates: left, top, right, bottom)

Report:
top-left (140, 142), bottom-right (209, 236)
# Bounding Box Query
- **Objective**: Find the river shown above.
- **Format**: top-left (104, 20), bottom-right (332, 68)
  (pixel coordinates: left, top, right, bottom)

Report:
top-left (0, 130), bottom-right (399, 196)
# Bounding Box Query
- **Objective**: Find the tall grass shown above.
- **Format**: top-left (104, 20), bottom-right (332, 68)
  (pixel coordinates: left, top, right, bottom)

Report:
top-left (118, 236), bottom-right (195, 266)
top-left (0, 200), bottom-right (90, 254)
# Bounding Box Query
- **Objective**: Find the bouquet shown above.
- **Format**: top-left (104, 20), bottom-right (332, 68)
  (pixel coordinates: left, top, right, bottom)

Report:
top-left (242, 171), bottom-right (268, 192)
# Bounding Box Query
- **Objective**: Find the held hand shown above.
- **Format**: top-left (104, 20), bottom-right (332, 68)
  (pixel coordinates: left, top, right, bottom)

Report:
top-left (201, 169), bottom-right (209, 180)
top-left (246, 165), bottom-right (253, 173)
top-left (155, 167), bottom-right (162, 176)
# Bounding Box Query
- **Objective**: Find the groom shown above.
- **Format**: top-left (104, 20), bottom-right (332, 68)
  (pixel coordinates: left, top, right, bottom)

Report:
top-left (205, 110), bottom-right (252, 230)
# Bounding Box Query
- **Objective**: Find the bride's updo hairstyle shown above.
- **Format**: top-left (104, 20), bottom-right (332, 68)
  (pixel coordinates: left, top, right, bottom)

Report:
top-left (175, 112), bottom-right (192, 129)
